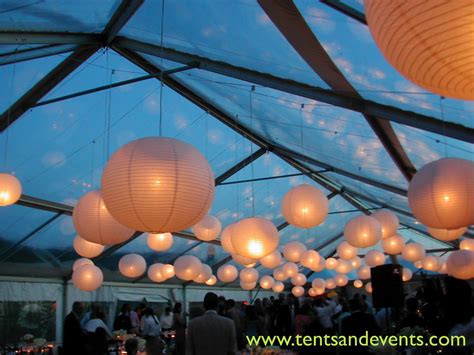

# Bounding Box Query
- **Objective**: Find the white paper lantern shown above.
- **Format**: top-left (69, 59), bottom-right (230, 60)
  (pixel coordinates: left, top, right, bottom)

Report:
top-left (325, 278), bottom-right (336, 289)
top-left (344, 215), bottom-right (382, 248)
top-left (335, 259), bottom-right (352, 274)
top-left (231, 217), bottom-right (280, 259)
top-left (402, 243), bottom-right (426, 262)
top-left (312, 278), bottom-right (326, 289)
top-left (291, 273), bottom-right (307, 286)
top-left (217, 264), bottom-right (238, 283)
top-left (337, 241), bottom-right (358, 260)
top-left (334, 273), bottom-right (348, 287)
top-left (365, 282), bottom-right (373, 294)
top-left (282, 262), bottom-right (298, 277)
top-left (273, 267), bottom-right (287, 281)
top-left (308, 288), bottom-right (318, 297)
top-left (259, 250), bottom-right (282, 269)
top-left (240, 281), bottom-right (256, 290)
top-left (205, 275), bottom-right (217, 286)
top-left (161, 264), bottom-right (175, 279)
top-left (272, 281), bottom-right (285, 293)
top-left (402, 268), bottom-right (412, 282)
top-left (446, 250), bottom-right (474, 280)
top-left (194, 264), bottom-right (213, 283)
top-left (72, 264), bottom-right (103, 291)
top-left (353, 279), bottom-right (363, 288)
top-left (192, 215), bottom-right (222, 241)
top-left (372, 209), bottom-right (399, 239)
top-left (325, 258), bottom-right (338, 270)
top-left (221, 224), bottom-right (237, 254)
top-left (460, 239), bottom-right (474, 251)
top-left (281, 184), bottom-right (329, 228)
top-left (73, 258), bottom-right (94, 271)
top-left (232, 254), bottom-right (257, 267)
top-left (174, 255), bottom-right (202, 281)
top-left (414, 260), bottom-right (423, 269)
top-left (283, 241), bottom-right (307, 262)
top-left (312, 258), bottom-right (326, 272)
top-left (0, 173), bottom-right (22, 206)
top-left (147, 233), bottom-right (173, 252)
top-left (73, 190), bottom-right (134, 245)
top-left (148, 263), bottom-right (167, 282)
top-left (119, 254), bottom-right (146, 278)
top-left (427, 226), bottom-right (467, 242)
top-left (382, 234), bottom-right (405, 255)
top-left (357, 265), bottom-right (371, 280)
top-left (365, 250), bottom-right (386, 267)
top-left (422, 255), bottom-right (442, 272)
top-left (292, 286), bottom-right (305, 297)
top-left (240, 268), bottom-right (259, 283)
top-left (300, 250), bottom-right (321, 269)
top-left (259, 275), bottom-right (275, 289)
top-left (438, 262), bottom-right (448, 274)
top-left (73, 235), bottom-right (104, 258)
top-left (351, 256), bottom-right (362, 269)
top-left (314, 287), bottom-right (325, 296)
top-left (407, 158), bottom-right (474, 229)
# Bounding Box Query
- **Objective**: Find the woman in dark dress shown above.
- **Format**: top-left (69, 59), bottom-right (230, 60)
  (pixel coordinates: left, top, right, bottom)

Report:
top-left (172, 303), bottom-right (186, 355)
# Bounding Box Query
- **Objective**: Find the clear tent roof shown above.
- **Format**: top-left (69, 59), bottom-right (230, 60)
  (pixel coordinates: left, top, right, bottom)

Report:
top-left (0, 0), bottom-right (471, 287)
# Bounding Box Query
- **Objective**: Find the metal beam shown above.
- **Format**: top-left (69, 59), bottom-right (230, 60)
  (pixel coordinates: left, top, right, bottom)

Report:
top-left (0, 44), bottom-right (80, 66)
top-left (219, 171), bottom-right (327, 186)
top-left (215, 147), bottom-right (267, 184)
top-left (16, 195), bottom-right (73, 215)
top-left (0, 32), bottom-right (100, 45)
top-left (102, 0), bottom-right (144, 45)
top-left (320, 0), bottom-right (367, 24)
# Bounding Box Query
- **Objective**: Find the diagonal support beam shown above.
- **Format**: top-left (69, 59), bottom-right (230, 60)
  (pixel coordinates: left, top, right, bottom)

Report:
top-left (102, 0), bottom-right (144, 45)
top-left (320, 0), bottom-right (367, 24)
top-left (0, 44), bottom-right (81, 66)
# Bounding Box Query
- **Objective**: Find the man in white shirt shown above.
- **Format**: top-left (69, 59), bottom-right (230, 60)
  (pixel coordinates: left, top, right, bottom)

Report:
top-left (84, 312), bottom-right (112, 338)
top-left (140, 308), bottom-right (161, 339)
top-left (160, 306), bottom-right (173, 331)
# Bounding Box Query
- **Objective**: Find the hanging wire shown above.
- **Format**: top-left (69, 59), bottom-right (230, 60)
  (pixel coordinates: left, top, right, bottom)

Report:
top-left (235, 126), bottom-right (240, 220)
top-left (158, 0), bottom-right (166, 136)
top-left (249, 86), bottom-right (256, 216)
top-left (90, 140), bottom-right (96, 186)
top-left (439, 96), bottom-right (448, 158)
top-left (4, 58), bottom-right (17, 171)
top-left (105, 49), bottom-right (113, 162)
top-left (205, 111), bottom-right (209, 159)
top-left (300, 103), bottom-right (305, 154)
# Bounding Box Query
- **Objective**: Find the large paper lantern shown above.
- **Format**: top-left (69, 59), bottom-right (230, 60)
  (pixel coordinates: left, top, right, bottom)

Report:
top-left (272, 281), bottom-right (285, 293)
top-left (282, 262), bottom-right (298, 277)
top-left (300, 250), bottom-right (321, 269)
top-left (205, 275), bottom-right (217, 286)
top-left (292, 286), bottom-right (305, 297)
top-left (402, 268), bottom-right (412, 282)
top-left (372, 210), bottom-right (399, 239)
top-left (73, 190), bottom-right (134, 245)
top-left (350, 256), bottom-right (362, 269)
top-left (427, 226), bottom-right (467, 242)
top-left (334, 274), bottom-right (348, 287)
top-left (232, 254), bottom-right (257, 268)
top-left (422, 255), bottom-right (441, 272)
top-left (407, 158), bottom-right (474, 229)
top-left (73, 258), bottom-right (94, 271)
top-left (382, 234), bottom-right (405, 255)
top-left (281, 184), bottom-right (329, 228)
top-left (291, 273), bottom-right (307, 286)
top-left (147, 233), bottom-right (173, 252)
top-left (312, 278), bottom-right (326, 289)
top-left (325, 278), bottom-right (336, 289)
top-left (119, 254), bottom-right (146, 278)
top-left (460, 239), bottom-right (474, 251)
top-left (325, 258), bottom-right (338, 270)
top-left (273, 267), bottom-right (287, 281)
top-left (101, 137), bottom-right (215, 232)
top-left (231, 218), bottom-right (279, 259)
top-left (221, 224), bottom-right (237, 254)
top-left (161, 264), bottom-right (175, 279)
top-left (365, 250), bottom-right (386, 267)
top-left (337, 241), bottom-right (358, 260)
top-left (259, 250), bottom-right (282, 269)
top-left (283, 241), bottom-right (307, 262)
top-left (353, 279), bottom-right (363, 288)
top-left (259, 275), bottom-right (275, 289)
top-left (194, 264), bottom-right (213, 283)
top-left (73, 235), bottom-right (104, 258)
top-left (240, 268), bottom-right (259, 283)
top-left (148, 263), bottom-right (166, 282)
top-left (364, 0), bottom-right (474, 100)
top-left (335, 259), bottom-right (352, 274)
top-left (365, 282), bottom-right (373, 294)
top-left (240, 281), bottom-right (257, 290)
top-left (217, 264), bottom-right (238, 283)
top-left (446, 250), bottom-right (474, 280)
top-left (192, 215), bottom-right (222, 241)
top-left (357, 266), bottom-right (371, 280)
top-left (72, 264), bottom-right (103, 291)
top-left (344, 215), bottom-right (382, 248)
top-left (402, 243), bottom-right (426, 262)
top-left (174, 255), bottom-right (202, 281)
top-left (0, 173), bottom-right (22, 206)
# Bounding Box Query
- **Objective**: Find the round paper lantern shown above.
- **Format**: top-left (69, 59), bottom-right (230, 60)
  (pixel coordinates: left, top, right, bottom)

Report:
top-left (414, 260), bottom-right (423, 269)
top-left (194, 264), bottom-right (213, 283)
top-left (300, 250), bottom-right (321, 269)
top-left (232, 254), bottom-right (257, 268)
top-left (460, 239), bottom-right (474, 251)
top-left (221, 224), bottom-right (237, 254)
top-left (161, 264), bottom-right (175, 279)
top-left (240, 281), bottom-right (256, 290)
top-left (382, 234), bottom-right (405, 255)
top-left (283, 241), bottom-right (307, 262)
top-left (312, 258), bottom-right (326, 272)
top-left (402, 243), bottom-right (426, 262)
top-left (192, 215), bottom-right (222, 241)
top-left (240, 268), bottom-right (259, 283)
top-left (292, 286), bottom-right (305, 297)
top-left (335, 259), bottom-right (352, 274)
top-left (231, 217), bottom-right (279, 259)
top-left (365, 282), bottom-right (373, 294)
top-left (402, 268), bottom-right (412, 282)
top-left (364, 0), bottom-right (474, 100)
top-left (365, 250), bottom-right (386, 267)
top-left (174, 255), bottom-right (202, 281)
top-left (148, 263), bottom-right (166, 282)
top-left (272, 281), bottom-right (285, 293)
top-left (119, 254), bottom-right (146, 278)
top-left (427, 226), bottom-right (467, 242)
top-left (73, 235), bottom-right (104, 258)
top-left (325, 278), bottom-right (336, 289)
top-left (72, 264), bottom-right (103, 291)
top-left (312, 278), bottom-right (326, 289)
top-left (205, 275), bottom-right (217, 286)
top-left (259, 275), bottom-right (275, 289)
top-left (282, 262), bottom-right (298, 277)
top-left (273, 267), bottom-right (287, 281)
top-left (407, 158), bottom-right (474, 229)
top-left (354, 279), bottom-right (363, 288)
top-left (350, 256), bottom-right (362, 269)
top-left (438, 262), bottom-right (448, 274)
top-left (325, 258), bottom-right (338, 270)
top-left (147, 233), bottom-right (173, 252)
top-left (446, 250), bottom-right (474, 280)
top-left (217, 264), bottom-right (238, 283)
top-left (334, 274), bottom-right (348, 287)
top-left (344, 215), bottom-right (382, 248)
top-left (73, 190), bottom-right (134, 245)
top-left (337, 241), bottom-right (358, 260)
top-left (357, 266), bottom-right (371, 280)
top-left (73, 258), bottom-right (93, 271)
top-left (291, 273), bottom-right (307, 286)
top-left (0, 173), bottom-right (22, 206)
top-left (422, 255), bottom-right (441, 272)
top-left (372, 209), bottom-right (399, 239)
top-left (259, 250), bottom-right (282, 269)
top-left (281, 184), bottom-right (329, 228)
top-left (308, 288), bottom-right (318, 297)
top-left (101, 137), bottom-right (215, 232)
top-left (314, 287), bottom-right (325, 296)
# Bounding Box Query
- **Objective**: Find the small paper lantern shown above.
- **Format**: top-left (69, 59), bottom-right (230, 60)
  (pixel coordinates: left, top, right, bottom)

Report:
top-left (325, 258), bottom-right (338, 270)
top-left (282, 262), bottom-right (298, 277)
top-left (308, 288), bottom-right (318, 297)
top-left (283, 241), bottom-right (307, 262)
top-left (291, 273), bottom-right (307, 286)
top-left (161, 264), bottom-right (175, 279)
top-left (273, 267), bottom-right (287, 281)
top-left (372, 209), bottom-right (399, 239)
top-left (365, 282), bottom-right (373, 294)
top-left (292, 286), bottom-right (305, 297)
top-left (73, 258), bottom-right (94, 271)
top-left (300, 250), bottom-right (321, 269)
top-left (281, 184), bottom-right (329, 228)
top-left (334, 274), bottom-right (348, 287)
top-left (148, 263), bottom-right (166, 282)
top-left (357, 266), bottom-right (371, 280)
top-left (174, 255), bottom-right (202, 281)
top-left (365, 250), bottom-right (386, 267)
top-left (314, 287), bottom-right (325, 296)
top-left (119, 254), bottom-right (146, 278)
top-left (337, 241), bottom-right (358, 260)
top-left (73, 190), bottom-right (134, 245)
top-left (192, 215), bottom-right (222, 241)
top-left (350, 256), bottom-right (362, 269)
top-left (147, 233), bottom-right (173, 252)
top-left (460, 239), bottom-right (474, 251)
top-left (312, 257), bottom-right (326, 272)
top-left (101, 137), bottom-right (215, 232)
top-left (344, 215), bottom-right (382, 248)
top-left (259, 275), bottom-right (275, 289)
top-left (221, 224), bottom-right (237, 254)
top-left (0, 173), bottom-right (22, 206)
top-left (427, 226), bottom-right (467, 242)
top-left (335, 259), bottom-right (352, 274)
top-left (194, 264), bottom-right (213, 283)
top-left (312, 278), bottom-right (326, 289)
top-left (231, 217), bottom-right (280, 259)
top-left (272, 281), bottom-right (285, 293)
top-left (402, 243), bottom-right (426, 262)
top-left (205, 275), bottom-right (217, 286)
top-left (325, 278), bottom-right (336, 289)
top-left (240, 281), bottom-right (256, 290)
top-left (414, 260), bottom-right (423, 269)
top-left (73, 235), bottom-right (104, 258)
top-left (407, 158), bottom-right (474, 229)
top-left (240, 268), bottom-right (259, 283)
top-left (72, 264), bottom-right (103, 291)
top-left (438, 262), bottom-right (448, 274)
top-left (217, 264), bottom-right (238, 283)
top-left (232, 254), bottom-right (257, 267)
top-left (364, 0), bottom-right (474, 100)
top-left (402, 268), bottom-right (412, 282)
top-left (446, 250), bottom-right (474, 280)
top-left (382, 234), bottom-right (405, 255)
top-left (353, 279), bottom-right (363, 288)
top-left (259, 250), bottom-right (282, 269)
top-left (422, 255), bottom-right (441, 272)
